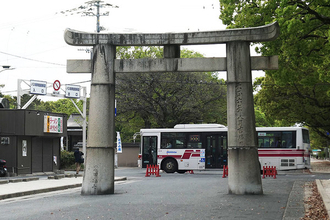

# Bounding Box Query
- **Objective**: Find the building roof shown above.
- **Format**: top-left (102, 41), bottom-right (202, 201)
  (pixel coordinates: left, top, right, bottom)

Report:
top-left (67, 113), bottom-right (84, 128)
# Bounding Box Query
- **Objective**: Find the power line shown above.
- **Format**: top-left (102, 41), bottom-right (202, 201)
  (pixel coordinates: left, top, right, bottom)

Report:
top-left (0, 51), bottom-right (65, 66)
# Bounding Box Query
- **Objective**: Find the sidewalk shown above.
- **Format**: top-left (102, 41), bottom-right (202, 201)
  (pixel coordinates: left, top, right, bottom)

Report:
top-left (311, 158), bottom-right (330, 218)
top-left (0, 172), bottom-right (127, 200)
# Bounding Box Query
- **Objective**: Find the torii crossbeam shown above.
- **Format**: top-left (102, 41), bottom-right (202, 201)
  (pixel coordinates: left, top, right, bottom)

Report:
top-left (65, 22), bottom-right (280, 195)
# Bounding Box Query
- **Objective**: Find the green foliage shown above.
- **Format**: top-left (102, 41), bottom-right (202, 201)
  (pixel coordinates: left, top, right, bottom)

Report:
top-left (318, 151), bottom-right (326, 159)
top-left (39, 98), bottom-right (86, 116)
top-left (60, 150), bottom-right (75, 169)
top-left (220, 0), bottom-right (330, 145)
top-left (254, 107), bottom-right (272, 127)
top-left (310, 129), bottom-right (328, 150)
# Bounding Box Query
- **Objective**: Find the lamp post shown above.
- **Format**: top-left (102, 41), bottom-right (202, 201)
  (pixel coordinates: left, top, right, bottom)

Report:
top-left (0, 65), bottom-right (15, 73)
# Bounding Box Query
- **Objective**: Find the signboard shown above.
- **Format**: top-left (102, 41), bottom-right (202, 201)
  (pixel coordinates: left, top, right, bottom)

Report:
top-left (116, 132), bottom-right (122, 153)
top-left (44, 116), bottom-right (63, 133)
top-left (65, 85), bottom-right (80, 98)
top-left (30, 80), bottom-right (47, 95)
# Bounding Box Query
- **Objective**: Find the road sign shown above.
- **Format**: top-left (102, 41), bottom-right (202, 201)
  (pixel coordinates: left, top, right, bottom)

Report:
top-left (30, 80), bottom-right (47, 95)
top-left (65, 85), bottom-right (80, 98)
top-left (53, 80), bottom-right (61, 91)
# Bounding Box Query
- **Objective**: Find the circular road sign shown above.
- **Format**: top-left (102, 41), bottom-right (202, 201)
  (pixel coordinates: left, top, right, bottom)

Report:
top-left (53, 80), bottom-right (61, 91)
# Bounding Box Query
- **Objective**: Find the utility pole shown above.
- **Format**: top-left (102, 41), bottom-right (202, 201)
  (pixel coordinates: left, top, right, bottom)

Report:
top-left (59, 0), bottom-right (119, 33)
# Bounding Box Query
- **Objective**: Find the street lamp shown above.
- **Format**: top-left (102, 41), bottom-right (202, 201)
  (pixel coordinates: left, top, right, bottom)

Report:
top-left (0, 65), bottom-right (15, 73)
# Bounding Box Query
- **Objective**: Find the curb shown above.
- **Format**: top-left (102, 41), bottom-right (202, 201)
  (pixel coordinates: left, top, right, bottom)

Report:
top-left (315, 179), bottom-right (330, 218)
top-left (0, 176), bottom-right (127, 200)
top-left (0, 183), bottom-right (82, 200)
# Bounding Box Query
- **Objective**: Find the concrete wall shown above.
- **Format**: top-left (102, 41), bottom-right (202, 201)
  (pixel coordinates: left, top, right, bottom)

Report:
top-left (117, 143), bottom-right (139, 167)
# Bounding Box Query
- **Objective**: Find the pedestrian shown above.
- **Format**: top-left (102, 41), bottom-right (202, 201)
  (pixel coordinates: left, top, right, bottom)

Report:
top-left (74, 147), bottom-right (84, 175)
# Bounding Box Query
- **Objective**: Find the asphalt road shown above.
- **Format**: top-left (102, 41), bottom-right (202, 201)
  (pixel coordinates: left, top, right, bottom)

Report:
top-left (0, 168), bottom-right (328, 220)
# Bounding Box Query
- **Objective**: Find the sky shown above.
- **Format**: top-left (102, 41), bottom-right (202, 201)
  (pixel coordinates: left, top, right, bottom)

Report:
top-left (0, 0), bottom-right (264, 101)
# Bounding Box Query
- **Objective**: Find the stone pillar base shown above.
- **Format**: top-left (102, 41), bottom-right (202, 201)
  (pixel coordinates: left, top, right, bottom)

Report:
top-left (81, 147), bottom-right (115, 195)
top-left (228, 148), bottom-right (263, 195)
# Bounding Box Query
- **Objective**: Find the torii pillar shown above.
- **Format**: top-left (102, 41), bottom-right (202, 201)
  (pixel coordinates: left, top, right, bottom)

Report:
top-left (64, 22), bottom-right (279, 195)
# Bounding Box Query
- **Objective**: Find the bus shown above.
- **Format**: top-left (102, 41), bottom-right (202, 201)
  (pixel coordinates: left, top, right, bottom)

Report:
top-left (138, 124), bottom-right (311, 173)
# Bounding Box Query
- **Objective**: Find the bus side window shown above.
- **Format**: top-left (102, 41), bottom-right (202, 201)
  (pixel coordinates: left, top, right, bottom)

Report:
top-left (258, 138), bottom-right (264, 148)
top-left (265, 140), bottom-right (269, 148)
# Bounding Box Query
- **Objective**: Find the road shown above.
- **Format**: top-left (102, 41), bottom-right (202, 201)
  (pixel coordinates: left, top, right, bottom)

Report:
top-left (0, 168), bottom-right (328, 220)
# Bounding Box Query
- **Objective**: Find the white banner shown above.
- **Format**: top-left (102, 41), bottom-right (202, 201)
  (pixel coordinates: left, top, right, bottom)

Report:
top-left (116, 132), bottom-right (122, 153)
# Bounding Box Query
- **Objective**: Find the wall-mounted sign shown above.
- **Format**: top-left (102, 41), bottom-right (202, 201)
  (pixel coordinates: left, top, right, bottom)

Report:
top-left (1, 137), bottom-right (10, 145)
top-left (65, 85), bottom-right (80, 99)
top-left (44, 116), bottom-right (63, 133)
top-left (30, 80), bottom-right (47, 95)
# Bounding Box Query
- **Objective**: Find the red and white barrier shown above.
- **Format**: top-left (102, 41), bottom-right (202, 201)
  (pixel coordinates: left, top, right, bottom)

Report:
top-left (145, 165), bottom-right (161, 177)
top-left (262, 166), bottom-right (277, 179)
top-left (222, 165), bottom-right (228, 178)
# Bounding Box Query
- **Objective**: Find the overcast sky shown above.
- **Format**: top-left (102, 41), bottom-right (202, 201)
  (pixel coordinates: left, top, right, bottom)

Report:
top-left (0, 0), bottom-right (263, 101)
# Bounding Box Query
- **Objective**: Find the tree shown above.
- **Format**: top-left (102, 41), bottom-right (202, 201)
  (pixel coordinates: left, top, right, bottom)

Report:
top-left (219, 0), bottom-right (330, 146)
top-left (115, 46), bottom-right (227, 139)
top-left (38, 98), bottom-right (86, 117)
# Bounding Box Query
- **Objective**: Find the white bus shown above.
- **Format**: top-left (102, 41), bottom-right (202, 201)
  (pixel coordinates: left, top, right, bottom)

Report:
top-left (138, 124), bottom-right (311, 173)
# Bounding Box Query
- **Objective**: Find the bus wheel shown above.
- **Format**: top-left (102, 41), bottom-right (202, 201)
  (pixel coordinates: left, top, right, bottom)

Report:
top-left (163, 158), bottom-right (177, 173)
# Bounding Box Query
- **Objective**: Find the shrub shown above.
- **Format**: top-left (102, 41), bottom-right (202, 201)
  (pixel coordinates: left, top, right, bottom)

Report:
top-left (60, 150), bottom-right (75, 169)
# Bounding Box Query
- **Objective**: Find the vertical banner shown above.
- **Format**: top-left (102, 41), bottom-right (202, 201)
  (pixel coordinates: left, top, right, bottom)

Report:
top-left (116, 132), bottom-right (122, 153)
top-left (115, 99), bottom-right (117, 116)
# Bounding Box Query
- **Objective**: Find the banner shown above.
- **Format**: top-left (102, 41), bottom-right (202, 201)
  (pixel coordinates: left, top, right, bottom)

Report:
top-left (116, 132), bottom-right (122, 153)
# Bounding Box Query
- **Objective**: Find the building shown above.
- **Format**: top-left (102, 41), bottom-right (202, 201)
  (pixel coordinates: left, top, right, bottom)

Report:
top-left (66, 113), bottom-right (84, 151)
top-left (0, 109), bottom-right (67, 175)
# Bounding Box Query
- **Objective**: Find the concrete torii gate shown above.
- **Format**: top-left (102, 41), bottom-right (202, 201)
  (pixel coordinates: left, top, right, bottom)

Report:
top-left (64, 22), bottom-right (280, 195)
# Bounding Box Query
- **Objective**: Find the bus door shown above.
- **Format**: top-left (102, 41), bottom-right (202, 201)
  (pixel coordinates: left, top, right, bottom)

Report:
top-left (142, 136), bottom-right (157, 168)
top-left (205, 134), bottom-right (227, 168)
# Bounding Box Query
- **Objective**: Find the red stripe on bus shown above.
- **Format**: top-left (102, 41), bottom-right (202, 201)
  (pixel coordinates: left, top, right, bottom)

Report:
top-left (259, 154), bottom-right (304, 157)
top-left (258, 149), bottom-right (305, 152)
top-left (158, 155), bottom-right (181, 159)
